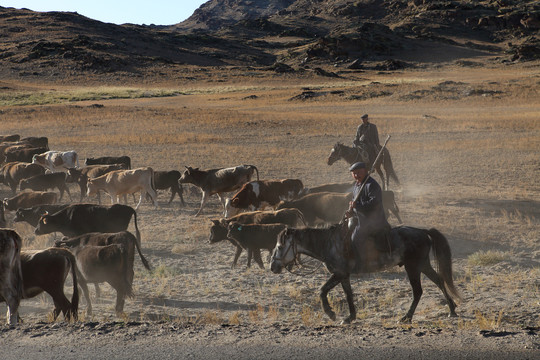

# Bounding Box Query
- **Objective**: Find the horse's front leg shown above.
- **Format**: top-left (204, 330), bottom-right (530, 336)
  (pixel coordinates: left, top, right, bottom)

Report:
top-left (375, 167), bottom-right (386, 191)
top-left (340, 276), bottom-right (356, 324)
top-left (320, 273), bottom-right (343, 321)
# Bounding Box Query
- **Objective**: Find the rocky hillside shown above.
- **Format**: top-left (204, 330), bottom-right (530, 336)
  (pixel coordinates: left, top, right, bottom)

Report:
top-left (0, 1), bottom-right (539, 81)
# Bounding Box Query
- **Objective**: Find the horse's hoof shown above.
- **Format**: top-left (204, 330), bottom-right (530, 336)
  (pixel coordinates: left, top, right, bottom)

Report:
top-left (448, 312), bottom-right (458, 318)
top-left (399, 316), bottom-right (412, 323)
top-left (340, 317), bottom-right (355, 325)
top-left (326, 312), bottom-right (337, 321)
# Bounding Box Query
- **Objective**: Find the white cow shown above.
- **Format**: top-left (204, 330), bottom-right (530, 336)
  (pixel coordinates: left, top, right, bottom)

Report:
top-left (32, 150), bottom-right (79, 172)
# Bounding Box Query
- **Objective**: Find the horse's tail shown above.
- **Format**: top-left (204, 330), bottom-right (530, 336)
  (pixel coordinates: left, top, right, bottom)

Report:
top-left (427, 228), bottom-right (461, 303)
top-left (383, 148), bottom-right (399, 185)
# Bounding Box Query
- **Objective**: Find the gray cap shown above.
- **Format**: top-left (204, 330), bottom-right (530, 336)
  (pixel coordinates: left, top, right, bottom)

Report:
top-left (361, 114), bottom-right (369, 119)
top-left (349, 162), bottom-right (366, 171)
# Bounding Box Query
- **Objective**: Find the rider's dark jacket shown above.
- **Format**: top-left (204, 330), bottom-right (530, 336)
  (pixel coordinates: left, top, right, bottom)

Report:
top-left (351, 176), bottom-right (390, 238)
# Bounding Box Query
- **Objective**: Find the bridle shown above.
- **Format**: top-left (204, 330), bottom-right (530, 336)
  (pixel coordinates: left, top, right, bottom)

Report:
top-left (272, 233), bottom-right (298, 268)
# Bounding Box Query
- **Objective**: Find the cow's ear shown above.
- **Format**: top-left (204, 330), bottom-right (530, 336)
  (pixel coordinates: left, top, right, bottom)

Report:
top-left (42, 217), bottom-right (48, 225)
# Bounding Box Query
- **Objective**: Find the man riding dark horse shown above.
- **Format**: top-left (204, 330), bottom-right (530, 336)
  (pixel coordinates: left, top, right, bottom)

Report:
top-left (345, 161), bottom-right (393, 270)
top-left (353, 114), bottom-right (381, 166)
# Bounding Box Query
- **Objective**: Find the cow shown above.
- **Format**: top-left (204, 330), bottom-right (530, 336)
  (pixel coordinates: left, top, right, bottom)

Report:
top-left (0, 204), bottom-right (6, 228)
top-left (151, 170), bottom-right (185, 205)
top-left (297, 182), bottom-right (401, 223)
top-left (5, 147), bottom-right (48, 164)
top-left (32, 150), bottom-right (79, 172)
top-left (0, 162), bottom-right (47, 194)
top-left (18, 248), bottom-right (79, 321)
top-left (276, 192), bottom-right (353, 226)
top-left (0, 229), bottom-right (23, 325)
top-left (225, 179), bottom-right (304, 217)
top-left (3, 191), bottom-right (58, 212)
top-left (226, 223), bottom-right (287, 269)
top-left (20, 136), bottom-right (49, 149)
top-left (209, 208), bottom-right (305, 268)
top-left (298, 181), bottom-right (354, 197)
top-left (54, 231), bottom-right (151, 305)
top-left (66, 164), bottom-right (128, 202)
top-left (69, 243), bottom-right (133, 315)
top-left (86, 167), bottom-right (158, 209)
top-left (179, 164), bottom-right (259, 216)
top-left (0, 135), bottom-right (20, 143)
top-left (14, 204), bottom-right (69, 227)
top-left (84, 156), bottom-right (131, 170)
top-left (34, 203), bottom-right (142, 246)
top-left (19, 172), bottom-right (72, 201)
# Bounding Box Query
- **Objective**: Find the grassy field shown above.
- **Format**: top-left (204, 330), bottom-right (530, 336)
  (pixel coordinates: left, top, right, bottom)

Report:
top-left (0, 63), bottom-right (538, 329)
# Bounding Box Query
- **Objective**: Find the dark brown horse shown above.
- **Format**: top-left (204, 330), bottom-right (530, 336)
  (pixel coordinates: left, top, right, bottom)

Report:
top-left (270, 224), bottom-right (461, 324)
top-left (327, 142), bottom-right (399, 190)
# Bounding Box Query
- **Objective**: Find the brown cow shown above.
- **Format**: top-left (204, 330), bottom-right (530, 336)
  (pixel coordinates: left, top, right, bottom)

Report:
top-left (19, 172), bottom-right (72, 201)
top-left (87, 167), bottom-right (158, 209)
top-left (85, 156), bottom-right (131, 169)
top-left (179, 164), bottom-right (259, 216)
top-left (3, 191), bottom-right (58, 212)
top-left (5, 147), bottom-right (48, 164)
top-left (225, 179), bottom-right (304, 217)
top-left (209, 208), bottom-right (305, 268)
top-left (70, 243), bottom-right (134, 315)
top-left (19, 137), bottom-right (49, 149)
top-left (226, 223), bottom-right (287, 269)
top-left (276, 192), bottom-right (353, 226)
top-left (0, 229), bottom-right (23, 325)
top-left (19, 248), bottom-right (79, 321)
top-left (0, 162), bottom-right (46, 194)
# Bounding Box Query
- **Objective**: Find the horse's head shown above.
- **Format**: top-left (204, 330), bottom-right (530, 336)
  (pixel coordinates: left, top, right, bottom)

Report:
top-left (327, 143), bottom-right (342, 166)
top-left (270, 227), bottom-right (296, 274)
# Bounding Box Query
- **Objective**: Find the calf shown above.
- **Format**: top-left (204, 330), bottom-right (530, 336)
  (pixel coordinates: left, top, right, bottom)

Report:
top-left (19, 172), bottom-right (72, 201)
top-left (225, 179), bottom-right (304, 217)
top-left (70, 244), bottom-right (133, 315)
top-left (151, 170), bottom-right (185, 205)
top-left (14, 204), bottom-right (69, 227)
top-left (209, 208), bottom-right (305, 268)
top-left (3, 191), bottom-right (58, 211)
top-left (55, 231), bottom-right (150, 306)
top-left (179, 164), bottom-right (259, 216)
top-left (0, 162), bottom-right (46, 194)
top-left (85, 156), bottom-right (131, 169)
top-left (19, 248), bottom-right (78, 321)
top-left (87, 167), bottom-right (158, 209)
top-left (227, 223), bottom-right (287, 269)
top-left (0, 229), bottom-right (23, 325)
top-left (32, 150), bottom-right (79, 172)
top-left (277, 192), bottom-right (352, 226)
top-left (34, 204), bottom-right (142, 246)
top-left (67, 164), bottom-right (127, 202)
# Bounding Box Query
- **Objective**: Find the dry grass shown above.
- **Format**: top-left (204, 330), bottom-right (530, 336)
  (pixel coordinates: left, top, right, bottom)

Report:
top-left (2, 63), bottom-right (539, 329)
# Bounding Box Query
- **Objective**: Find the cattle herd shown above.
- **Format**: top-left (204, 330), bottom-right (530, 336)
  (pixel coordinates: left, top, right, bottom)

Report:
top-left (0, 133), bottom-right (402, 325)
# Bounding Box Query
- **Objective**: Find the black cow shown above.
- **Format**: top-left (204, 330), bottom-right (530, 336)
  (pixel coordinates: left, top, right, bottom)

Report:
top-left (0, 135), bottom-right (20, 143)
top-left (150, 170), bottom-right (185, 205)
top-left (34, 204), bottom-right (142, 246)
top-left (19, 172), bottom-right (72, 201)
top-left (19, 137), bottom-right (49, 149)
top-left (14, 204), bottom-right (69, 227)
top-left (85, 156), bottom-right (131, 169)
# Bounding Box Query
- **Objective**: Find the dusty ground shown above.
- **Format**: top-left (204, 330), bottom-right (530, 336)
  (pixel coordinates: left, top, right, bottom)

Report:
top-left (0, 60), bottom-right (538, 358)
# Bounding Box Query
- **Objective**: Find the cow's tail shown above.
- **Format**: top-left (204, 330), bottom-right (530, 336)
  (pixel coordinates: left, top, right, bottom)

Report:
top-left (248, 165), bottom-right (259, 181)
top-left (132, 232), bottom-right (151, 271)
top-left (63, 249), bottom-right (79, 321)
top-left (131, 208), bottom-right (142, 249)
top-left (427, 228), bottom-right (462, 304)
